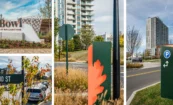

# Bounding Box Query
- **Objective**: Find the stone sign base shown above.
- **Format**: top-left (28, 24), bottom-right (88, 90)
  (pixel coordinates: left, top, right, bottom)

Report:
top-left (0, 32), bottom-right (24, 41)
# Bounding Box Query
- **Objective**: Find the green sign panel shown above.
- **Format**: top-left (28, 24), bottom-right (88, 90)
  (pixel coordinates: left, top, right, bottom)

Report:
top-left (0, 74), bottom-right (24, 84)
top-left (93, 42), bottom-right (111, 101)
top-left (161, 46), bottom-right (173, 99)
top-left (59, 24), bottom-right (75, 40)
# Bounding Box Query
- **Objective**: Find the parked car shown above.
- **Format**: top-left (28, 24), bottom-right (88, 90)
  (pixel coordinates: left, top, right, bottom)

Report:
top-left (132, 57), bottom-right (143, 62)
top-left (42, 81), bottom-right (49, 88)
top-left (38, 83), bottom-right (47, 91)
top-left (27, 87), bottom-right (46, 101)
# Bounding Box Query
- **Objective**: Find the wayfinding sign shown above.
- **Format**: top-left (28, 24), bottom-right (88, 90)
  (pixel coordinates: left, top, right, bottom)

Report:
top-left (161, 46), bottom-right (173, 99)
top-left (0, 74), bottom-right (24, 84)
top-left (59, 24), bottom-right (75, 75)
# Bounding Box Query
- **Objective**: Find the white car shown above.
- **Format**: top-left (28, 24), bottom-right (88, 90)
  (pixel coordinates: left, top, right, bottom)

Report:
top-left (38, 83), bottom-right (47, 91)
top-left (27, 87), bottom-right (46, 101)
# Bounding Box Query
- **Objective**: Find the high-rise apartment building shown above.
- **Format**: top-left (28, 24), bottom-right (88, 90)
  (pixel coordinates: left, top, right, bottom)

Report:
top-left (55, 0), bottom-right (94, 34)
top-left (146, 17), bottom-right (168, 55)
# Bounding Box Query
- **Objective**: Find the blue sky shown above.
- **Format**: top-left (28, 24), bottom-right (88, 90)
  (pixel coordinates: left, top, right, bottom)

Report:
top-left (0, 0), bottom-right (43, 20)
top-left (127, 0), bottom-right (173, 53)
top-left (93, 0), bottom-right (124, 35)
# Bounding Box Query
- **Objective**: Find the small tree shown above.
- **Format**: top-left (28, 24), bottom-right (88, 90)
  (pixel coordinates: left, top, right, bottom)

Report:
top-left (0, 87), bottom-right (4, 97)
top-left (120, 34), bottom-right (124, 47)
top-left (54, 18), bottom-right (59, 60)
top-left (9, 84), bottom-right (20, 105)
top-left (73, 35), bottom-right (82, 51)
top-left (80, 25), bottom-right (95, 50)
top-left (39, 0), bottom-right (52, 31)
top-left (63, 40), bottom-right (75, 52)
top-left (94, 36), bottom-right (104, 42)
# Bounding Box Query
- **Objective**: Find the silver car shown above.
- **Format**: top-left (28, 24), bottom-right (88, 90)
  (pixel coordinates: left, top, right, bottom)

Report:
top-left (27, 87), bottom-right (46, 101)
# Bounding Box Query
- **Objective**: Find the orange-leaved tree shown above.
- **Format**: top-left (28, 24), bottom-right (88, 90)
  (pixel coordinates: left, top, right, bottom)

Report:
top-left (88, 45), bottom-right (107, 105)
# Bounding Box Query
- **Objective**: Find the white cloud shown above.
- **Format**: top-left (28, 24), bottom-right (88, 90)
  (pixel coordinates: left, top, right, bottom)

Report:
top-left (95, 16), bottom-right (113, 22)
top-left (93, 0), bottom-right (124, 35)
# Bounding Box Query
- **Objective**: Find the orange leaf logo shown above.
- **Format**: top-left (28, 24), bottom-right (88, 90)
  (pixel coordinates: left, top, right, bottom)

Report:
top-left (88, 45), bottom-right (107, 105)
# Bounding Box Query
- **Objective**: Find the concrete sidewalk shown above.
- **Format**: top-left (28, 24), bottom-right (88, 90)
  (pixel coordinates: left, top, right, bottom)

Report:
top-left (142, 62), bottom-right (160, 69)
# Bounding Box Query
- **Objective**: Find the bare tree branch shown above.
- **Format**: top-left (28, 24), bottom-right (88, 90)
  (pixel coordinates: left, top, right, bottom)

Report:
top-left (127, 26), bottom-right (142, 56)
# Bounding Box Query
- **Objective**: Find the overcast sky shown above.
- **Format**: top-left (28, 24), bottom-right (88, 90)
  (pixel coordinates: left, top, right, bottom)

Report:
top-left (26, 56), bottom-right (52, 70)
top-left (127, 0), bottom-right (173, 52)
top-left (93, 0), bottom-right (124, 35)
top-left (0, 0), bottom-right (43, 20)
top-left (0, 56), bottom-right (21, 71)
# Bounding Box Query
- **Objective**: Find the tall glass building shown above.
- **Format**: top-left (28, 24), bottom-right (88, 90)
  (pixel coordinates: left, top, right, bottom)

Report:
top-left (55, 0), bottom-right (94, 34)
top-left (146, 17), bottom-right (168, 55)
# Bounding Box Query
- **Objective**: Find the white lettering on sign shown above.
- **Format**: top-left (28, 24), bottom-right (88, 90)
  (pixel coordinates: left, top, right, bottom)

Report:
top-left (0, 76), bottom-right (4, 82)
top-left (5, 76), bottom-right (11, 82)
top-left (0, 76), bottom-right (11, 82)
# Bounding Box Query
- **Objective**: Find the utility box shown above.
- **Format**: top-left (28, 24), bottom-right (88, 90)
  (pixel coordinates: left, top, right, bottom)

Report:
top-left (161, 46), bottom-right (173, 99)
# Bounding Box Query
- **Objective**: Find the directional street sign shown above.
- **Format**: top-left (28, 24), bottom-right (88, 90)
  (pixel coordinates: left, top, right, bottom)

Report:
top-left (59, 24), bottom-right (75, 75)
top-left (161, 46), bottom-right (173, 99)
top-left (0, 74), bottom-right (24, 84)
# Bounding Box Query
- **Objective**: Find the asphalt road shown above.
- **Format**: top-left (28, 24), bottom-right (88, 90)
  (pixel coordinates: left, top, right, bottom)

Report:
top-left (127, 66), bottom-right (161, 100)
top-left (55, 62), bottom-right (124, 88)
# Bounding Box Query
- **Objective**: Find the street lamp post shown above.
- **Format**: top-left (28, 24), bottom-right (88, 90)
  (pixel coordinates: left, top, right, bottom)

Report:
top-left (113, 0), bottom-right (120, 99)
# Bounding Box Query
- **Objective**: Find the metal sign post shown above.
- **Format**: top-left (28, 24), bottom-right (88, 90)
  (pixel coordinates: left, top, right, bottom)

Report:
top-left (113, 0), bottom-right (120, 99)
top-left (22, 56), bottom-right (24, 105)
top-left (59, 24), bottom-right (75, 75)
top-left (65, 25), bottom-right (69, 74)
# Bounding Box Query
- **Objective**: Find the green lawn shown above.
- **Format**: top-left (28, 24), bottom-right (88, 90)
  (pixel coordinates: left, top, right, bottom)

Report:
top-left (56, 47), bottom-right (124, 62)
top-left (143, 59), bottom-right (160, 62)
top-left (131, 83), bottom-right (173, 105)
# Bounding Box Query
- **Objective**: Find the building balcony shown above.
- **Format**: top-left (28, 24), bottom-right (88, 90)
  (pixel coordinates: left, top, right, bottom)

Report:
top-left (82, 23), bottom-right (93, 26)
top-left (67, 17), bottom-right (75, 20)
top-left (67, 6), bottom-right (76, 10)
top-left (81, 12), bottom-right (94, 16)
top-left (67, 0), bottom-right (76, 5)
top-left (67, 21), bottom-right (76, 25)
top-left (82, 18), bottom-right (93, 21)
top-left (81, 7), bottom-right (93, 11)
top-left (81, 2), bottom-right (93, 6)
top-left (67, 11), bottom-right (75, 15)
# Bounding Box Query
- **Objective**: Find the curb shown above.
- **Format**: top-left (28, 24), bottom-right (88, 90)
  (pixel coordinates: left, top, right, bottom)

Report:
top-left (127, 82), bottom-right (160, 105)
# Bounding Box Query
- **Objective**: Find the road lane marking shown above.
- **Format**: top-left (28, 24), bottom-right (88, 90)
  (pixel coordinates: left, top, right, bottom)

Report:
top-left (127, 70), bottom-right (160, 78)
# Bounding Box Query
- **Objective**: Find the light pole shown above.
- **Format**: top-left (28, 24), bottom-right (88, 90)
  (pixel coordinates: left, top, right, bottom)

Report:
top-left (113, 0), bottom-right (120, 99)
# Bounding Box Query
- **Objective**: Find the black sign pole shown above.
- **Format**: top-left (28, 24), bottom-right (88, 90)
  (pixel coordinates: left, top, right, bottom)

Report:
top-left (22, 56), bottom-right (24, 104)
top-left (113, 0), bottom-right (120, 99)
top-left (59, 41), bottom-right (61, 61)
top-left (65, 25), bottom-right (68, 75)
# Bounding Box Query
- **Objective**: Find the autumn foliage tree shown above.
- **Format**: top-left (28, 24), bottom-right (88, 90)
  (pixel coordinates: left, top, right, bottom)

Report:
top-left (120, 34), bottom-right (124, 47)
top-left (80, 25), bottom-right (95, 50)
